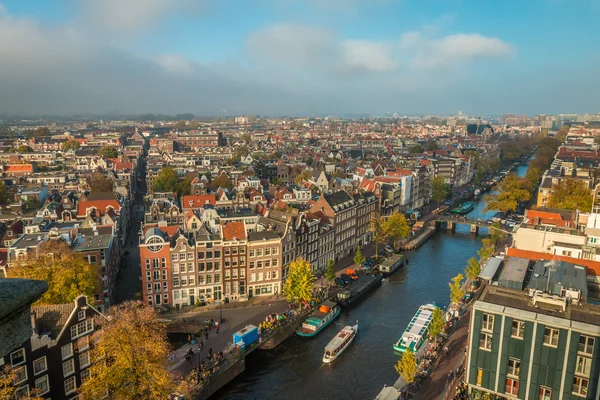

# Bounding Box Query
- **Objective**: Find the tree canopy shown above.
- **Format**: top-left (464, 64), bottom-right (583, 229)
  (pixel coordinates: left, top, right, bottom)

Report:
top-left (395, 349), bottom-right (418, 385)
top-left (88, 173), bottom-right (114, 192)
top-left (408, 144), bottom-right (424, 154)
top-left (97, 145), bottom-right (118, 158)
top-left (17, 145), bottom-right (33, 153)
top-left (449, 273), bottom-right (466, 305)
top-left (428, 306), bottom-right (445, 344)
top-left (79, 301), bottom-right (174, 400)
top-left (10, 241), bottom-right (100, 305)
top-left (62, 139), bottom-right (80, 151)
top-left (484, 173), bottom-right (530, 213)
top-left (0, 181), bottom-right (13, 205)
top-left (384, 212), bottom-right (411, 247)
top-left (209, 173), bottom-right (233, 190)
top-left (370, 213), bottom-right (389, 257)
top-left (282, 258), bottom-right (315, 309)
top-left (548, 179), bottom-right (593, 212)
top-left (354, 245), bottom-right (366, 266)
top-left (464, 257), bottom-right (481, 281)
top-left (431, 176), bottom-right (450, 204)
top-left (477, 238), bottom-right (495, 261)
top-left (325, 259), bottom-right (336, 284)
top-left (152, 166), bottom-right (193, 196)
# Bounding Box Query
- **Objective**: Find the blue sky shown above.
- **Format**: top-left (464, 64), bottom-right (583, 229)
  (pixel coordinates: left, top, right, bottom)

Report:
top-left (1, 0), bottom-right (599, 116)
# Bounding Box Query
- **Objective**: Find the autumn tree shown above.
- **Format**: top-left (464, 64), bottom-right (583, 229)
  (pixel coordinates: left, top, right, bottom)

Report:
top-left (282, 258), bottom-right (315, 310)
top-left (431, 176), bottom-right (450, 207)
top-left (26, 197), bottom-right (41, 210)
top-left (97, 145), bottom-right (118, 158)
top-left (17, 145), bottom-right (33, 153)
top-left (408, 144), bottom-right (424, 154)
top-left (209, 173), bottom-right (233, 190)
top-left (484, 173), bottom-right (530, 213)
top-left (548, 179), bottom-right (593, 212)
top-left (0, 181), bottom-right (13, 204)
top-left (0, 365), bottom-right (43, 399)
top-left (79, 301), bottom-right (174, 400)
top-left (428, 306), bottom-right (445, 345)
top-left (465, 257), bottom-right (481, 281)
top-left (294, 170), bottom-right (312, 185)
top-left (62, 139), bottom-right (80, 151)
top-left (477, 238), bottom-right (495, 261)
top-left (370, 212), bottom-right (389, 258)
top-left (325, 259), bottom-right (336, 285)
top-left (384, 212), bottom-right (411, 248)
top-left (88, 173), bottom-right (114, 192)
top-left (449, 273), bottom-right (466, 306)
top-left (395, 349), bottom-right (418, 390)
top-left (9, 241), bottom-right (100, 305)
top-left (354, 245), bottom-right (366, 266)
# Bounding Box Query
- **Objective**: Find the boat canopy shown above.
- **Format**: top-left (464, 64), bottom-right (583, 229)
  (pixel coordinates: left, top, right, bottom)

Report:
top-left (479, 256), bottom-right (503, 283)
top-left (397, 305), bottom-right (434, 348)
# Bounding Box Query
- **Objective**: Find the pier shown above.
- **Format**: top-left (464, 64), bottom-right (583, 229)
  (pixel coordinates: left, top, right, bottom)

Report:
top-left (401, 226), bottom-right (436, 250)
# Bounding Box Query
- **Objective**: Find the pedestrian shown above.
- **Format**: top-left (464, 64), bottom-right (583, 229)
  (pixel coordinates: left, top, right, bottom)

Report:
top-left (444, 346), bottom-right (449, 355)
top-left (216, 324), bottom-right (220, 334)
top-left (200, 340), bottom-right (204, 351)
top-left (205, 331), bottom-right (209, 341)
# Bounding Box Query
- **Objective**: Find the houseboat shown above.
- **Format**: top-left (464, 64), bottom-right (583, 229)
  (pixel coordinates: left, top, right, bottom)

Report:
top-left (393, 304), bottom-right (436, 353)
top-left (337, 274), bottom-right (382, 307)
top-left (296, 300), bottom-right (341, 337)
top-left (450, 201), bottom-right (474, 215)
top-left (378, 254), bottom-right (405, 277)
top-left (322, 322), bottom-right (358, 363)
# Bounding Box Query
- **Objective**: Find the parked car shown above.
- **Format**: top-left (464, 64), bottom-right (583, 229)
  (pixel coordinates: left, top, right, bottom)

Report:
top-left (340, 273), bottom-right (353, 285)
top-left (378, 249), bottom-right (387, 257)
top-left (334, 277), bottom-right (346, 288)
top-left (444, 199), bottom-right (453, 206)
top-left (384, 245), bottom-right (394, 254)
top-left (346, 268), bottom-right (359, 280)
top-left (366, 257), bottom-right (377, 266)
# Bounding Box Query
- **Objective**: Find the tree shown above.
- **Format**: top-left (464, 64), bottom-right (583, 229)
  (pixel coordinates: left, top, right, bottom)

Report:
top-left (408, 144), bottom-right (424, 154)
top-left (325, 259), bottom-right (336, 285)
top-left (26, 197), bottom-right (41, 210)
top-left (395, 349), bottom-right (418, 390)
top-left (449, 273), bottom-right (466, 306)
top-left (294, 170), bottom-right (312, 185)
top-left (282, 258), bottom-right (315, 310)
top-left (88, 173), bottom-right (114, 192)
top-left (62, 139), bottom-right (80, 151)
top-left (477, 238), bottom-right (495, 261)
top-left (0, 181), bottom-right (13, 204)
top-left (483, 173), bottom-right (530, 214)
top-left (548, 179), bottom-right (593, 212)
top-left (425, 141), bottom-right (439, 151)
top-left (97, 145), bottom-right (118, 158)
top-left (1, 365), bottom-right (43, 399)
top-left (370, 213), bottom-right (389, 258)
top-left (9, 241), bottom-right (100, 305)
top-left (384, 212), bottom-right (411, 248)
top-left (209, 173), bottom-right (233, 190)
top-left (231, 145), bottom-right (249, 162)
top-left (152, 166), bottom-right (179, 193)
top-left (523, 167), bottom-right (542, 191)
top-left (428, 307), bottom-right (445, 345)
top-left (431, 176), bottom-right (450, 207)
top-left (17, 145), bottom-right (33, 153)
top-left (79, 301), bottom-right (174, 400)
top-left (465, 257), bottom-right (481, 281)
top-left (556, 125), bottom-right (570, 141)
top-left (354, 245), bottom-right (366, 266)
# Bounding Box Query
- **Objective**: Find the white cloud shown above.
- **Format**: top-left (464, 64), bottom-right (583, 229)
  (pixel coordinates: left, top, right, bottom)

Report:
top-left (341, 40), bottom-right (396, 72)
top-left (401, 31), bottom-right (514, 69)
top-left (156, 54), bottom-right (194, 75)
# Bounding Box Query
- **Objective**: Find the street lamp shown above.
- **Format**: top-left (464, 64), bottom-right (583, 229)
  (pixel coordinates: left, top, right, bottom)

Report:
top-left (219, 301), bottom-right (223, 324)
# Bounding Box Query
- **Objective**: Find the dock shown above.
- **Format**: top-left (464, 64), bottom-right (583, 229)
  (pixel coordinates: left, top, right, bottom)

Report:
top-left (401, 226), bottom-right (436, 250)
top-left (336, 273), bottom-right (382, 307)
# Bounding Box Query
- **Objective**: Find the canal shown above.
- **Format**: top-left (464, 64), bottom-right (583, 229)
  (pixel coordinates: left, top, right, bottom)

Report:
top-left (214, 162), bottom-right (531, 400)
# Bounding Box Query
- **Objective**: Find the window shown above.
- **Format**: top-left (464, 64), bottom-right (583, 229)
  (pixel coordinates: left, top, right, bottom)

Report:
top-left (180, 253), bottom-right (186, 261)
top-left (188, 253), bottom-right (194, 261)
top-left (14, 385), bottom-right (29, 398)
top-left (189, 277), bottom-right (195, 285)
top-left (476, 368), bottom-right (483, 386)
top-left (507, 358), bottom-right (520, 377)
top-left (214, 261), bottom-right (220, 270)
top-left (273, 259), bottom-right (278, 266)
top-left (249, 261), bottom-right (255, 269)
top-left (511, 320), bottom-right (524, 339)
top-left (573, 376), bottom-right (589, 397)
top-left (232, 247), bottom-right (238, 255)
top-left (257, 249), bottom-right (263, 256)
top-left (62, 343), bottom-right (74, 359)
top-left (579, 335), bottom-right (594, 355)
top-left (81, 369), bottom-right (90, 382)
top-left (161, 258), bottom-right (167, 268)
top-left (181, 277), bottom-right (187, 286)
top-left (33, 356), bottom-right (47, 375)
top-left (198, 275), bottom-right (204, 285)
top-left (225, 248), bottom-right (230, 256)
top-left (265, 248), bottom-right (271, 256)
top-left (214, 274), bottom-right (220, 283)
top-left (273, 247), bottom-right (279, 255)
top-left (77, 335), bottom-right (90, 351)
top-left (265, 260), bottom-right (271, 267)
top-left (198, 262), bottom-right (205, 272)
top-left (207, 262), bottom-right (213, 271)
top-left (206, 251), bottom-right (213, 259)
top-left (543, 328), bottom-right (559, 347)
top-left (250, 273), bottom-right (256, 282)
top-left (482, 313), bottom-right (494, 332)
top-left (480, 332), bottom-right (492, 351)
top-left (249, 249), bottom-right (255, 257)
top-left (71, 319), bottom-right (94, 340)
top-left (505, 378), bottom-right (519, 396)
top-left (64, 376), bottom-right (77, 394)
top-left (539, 387), bottom-right (551, 400)
top-left (10, 348), bottom-right (25, 366)
top-left (576, 356), bottom-right (592, 376)
top-left (180, 263), bottom-right (186, 273)
top-left (172, 253), bottom-right (179, 261)
top-left (153, 270), bottom-right (160, 280)
top-left (79, 351), bottom-right (91, 368)
top-left (35, 375), bottom-right (49, 395)
top-left (257, 260), bottom-right (263, 268)
top-left (206, 275), bottom-right (213, 284)
top-left (63, 358), bottom-right (75, 377)
top-left (173, 276), bottom-right (180, 286)
top-left (14, 366), bottom-right (27, 384)
top-left (273, 271), bottom-right (278, 280)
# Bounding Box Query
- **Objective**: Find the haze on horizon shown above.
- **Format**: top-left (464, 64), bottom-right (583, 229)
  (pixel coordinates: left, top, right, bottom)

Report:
top-left (1, 0), bottom-right (599, 117)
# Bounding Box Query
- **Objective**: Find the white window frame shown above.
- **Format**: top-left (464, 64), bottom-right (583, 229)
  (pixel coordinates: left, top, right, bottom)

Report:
top-left (10, 348), bottom-right (26, 366)
top-left (61, 343), bottom-right (73, 360)
top-left (575, 355), bottom-right (592, 377)
top-left (79, 351), bottom-right (91, 368)
top-left (572, 376), bottom-right (589, 397)
top-left (78, 310), bottom-right (86, 321)
top-left (539, 387), bottom-right (551, 400)
top-left (479, 332), bottom-right (492, 351)
top-left (543, 328), bottom-right (559, 347)
top-left (507, 358), bottom-right (520, 377)
top-left (35, 375), bottom-right (50, 395)
top-left (13, 365), bottom-right (27, 384)
top-left (63, 358), bottom-right (75, 377)
top-left (64, 375), bottom-right (77, 395)
top-left (578, 335), bottom-right (594, 355)
top-left (511, 320), bottom-right (524, 339)
top-left (482, 313), bottom-right (494, 332)
top-left (33, 356), bottom-right (47, 375)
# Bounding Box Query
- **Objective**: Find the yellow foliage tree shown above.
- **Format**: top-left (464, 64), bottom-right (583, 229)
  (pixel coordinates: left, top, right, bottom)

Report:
top-left (0, 365), bottom-right (43, 399)
top-left (282, 258), bottom-right (315, 310)
top-left (370, 212), bottom-right (389, 258)
top-left (79, 301), bottom-right (174, 400)
top-left (9, 241), bottom-right (100, 305)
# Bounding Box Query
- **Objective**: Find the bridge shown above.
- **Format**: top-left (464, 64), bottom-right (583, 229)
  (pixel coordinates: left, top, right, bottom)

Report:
top-left (433, 216), bottom-right (513, 235)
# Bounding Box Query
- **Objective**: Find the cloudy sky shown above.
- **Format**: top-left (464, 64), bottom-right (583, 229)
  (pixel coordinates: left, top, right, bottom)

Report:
top-left (1, 0), bottom-right (599, 116)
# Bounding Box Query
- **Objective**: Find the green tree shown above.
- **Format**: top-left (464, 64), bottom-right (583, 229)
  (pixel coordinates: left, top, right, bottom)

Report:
top-left (26, 197), bottom-right (41, 210)
top-left (408, 144), bottom-right (424, 154)
top-left (9, 241), bottom-right (100, 305)
top-left (556, 125), bottom-right (570, 141)
top-left (97, 145), bottom-right (118, 158)
top-left (370, 212), bottom-right (389, 258)
top-left (17, 145), bottom-right (33, 153)
top-left (548, 179), bottom-right (593, 212)
top-left (62, 139), bottom-right (80, 151)
top-left (177, 175), bottom-right (194, 197)
top-left (425, 141), bottom-right (439, 151)
top-left (79, 301), bottom-right (175, 400)
top-left (395, 349), bottom-right (418, 390)
top-left (384, 212), bottom-right (411, 248)
top-left (428, 307), bottom-right (445, 345)
top-left (354, 245), bottom-right (366, 266)
top-left (231, 145), bottom-right (250, 162)
top-left (325, 259), bottom-right (336, 285)
top-left (294, 170), bottom-right (312, 185)
top-left (152, 166), bottom-right (179, 193)
top-left (523, 167), bottom-right (542, 191)
top-left (282, 258), bottom-right (315, 310)
top-left (209, 173), bottom-right (233, 190)
top-left (431, 176), bottom-right (450, 207)
top-left (88, 173), bottom-right (114, 192)
top-left (449, 273), bottom-right (466, 306)
top-left (0, 181), bottom-right (13, 204)
top-left (484, 173), bottom-right (530, 213)
top-left (477, 238), bottom-right (495, 261)
top-left (465, 257), bottom-right (481, 281)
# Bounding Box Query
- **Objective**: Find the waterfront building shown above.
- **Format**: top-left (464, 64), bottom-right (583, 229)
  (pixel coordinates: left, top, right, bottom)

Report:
top-left (222, 221), bottom-right (248, 301)
top-left (247, 230), bottom-right (282, 297)
top-left (310, 191), bottom-right (357, 261)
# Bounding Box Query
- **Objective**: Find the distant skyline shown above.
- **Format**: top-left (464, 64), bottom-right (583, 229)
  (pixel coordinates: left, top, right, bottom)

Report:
top-left (1, 0), bottom-right (599, 116)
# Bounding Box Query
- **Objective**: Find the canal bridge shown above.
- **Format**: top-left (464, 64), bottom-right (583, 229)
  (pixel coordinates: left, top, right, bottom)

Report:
top-left (434, 216), bottom-right (513, 235)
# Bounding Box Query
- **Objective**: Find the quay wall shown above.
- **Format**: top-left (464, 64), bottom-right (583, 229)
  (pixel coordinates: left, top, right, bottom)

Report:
top-left (196, 358), bottom-right (246, 400)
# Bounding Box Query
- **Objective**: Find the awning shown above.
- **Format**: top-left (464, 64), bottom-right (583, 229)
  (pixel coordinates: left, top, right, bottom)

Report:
top-left (479, 256), bottom-right (503, 282)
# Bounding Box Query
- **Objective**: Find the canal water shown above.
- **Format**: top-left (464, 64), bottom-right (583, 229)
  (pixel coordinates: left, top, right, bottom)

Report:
top-left (214, 162), bottom-right (531, 400)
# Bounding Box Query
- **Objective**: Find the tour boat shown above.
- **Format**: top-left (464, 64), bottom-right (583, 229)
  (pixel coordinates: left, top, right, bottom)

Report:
top-left (450, 201), bottom-right (474, 215)
top-left (296, 300), bottom-right (341, 337)
top-left (393, 304), bottom-right (436, 353)
top-left (323, 322), bottom-right (358, 363)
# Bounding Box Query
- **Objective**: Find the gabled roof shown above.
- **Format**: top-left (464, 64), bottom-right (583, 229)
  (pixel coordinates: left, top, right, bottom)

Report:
top-left (32, 303), bottom-right (74, 338)
top-left (77, 199), bottom-right (121, 217)
top-left (182, 195), bottom-right (216, 208)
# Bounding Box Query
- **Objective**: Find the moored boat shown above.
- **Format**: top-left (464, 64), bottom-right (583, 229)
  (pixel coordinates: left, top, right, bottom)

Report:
top-left (323, 322), bottom-right (358, 363)
top-left (393, 303), bottom-right (436, 353)
top-left (450, 201), bottom-right (474, 215)
top-left (296, 300), bottom-right (341, 337)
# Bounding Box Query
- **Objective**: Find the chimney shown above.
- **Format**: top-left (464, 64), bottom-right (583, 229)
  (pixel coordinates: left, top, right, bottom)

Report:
top-left (31, 312), bottom-right (38, 335)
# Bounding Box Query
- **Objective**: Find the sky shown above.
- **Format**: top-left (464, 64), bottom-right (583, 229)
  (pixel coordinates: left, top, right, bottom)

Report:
top-left (1, 0), bottom-right (599, 117)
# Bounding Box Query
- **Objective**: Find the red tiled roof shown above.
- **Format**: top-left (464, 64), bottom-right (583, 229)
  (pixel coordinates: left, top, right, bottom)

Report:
top-left (4, 164), bottom-right (33, 172)
top-left (77, 199), bottom-right (121, 217)
top-left (143, 225), bottom-right (180, 237)
top-left (182, 195), bottom-right (216, 208)
top-left (506, 248), bottom-right (600, 277)
top-left (222, 222), bottom-right (246, 241)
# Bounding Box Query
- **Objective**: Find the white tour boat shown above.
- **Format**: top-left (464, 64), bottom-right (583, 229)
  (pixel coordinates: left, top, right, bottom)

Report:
top-left (322, 322), bottom-right (358, 363)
